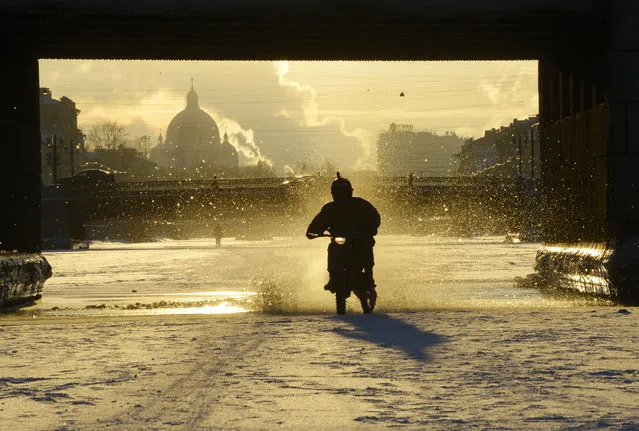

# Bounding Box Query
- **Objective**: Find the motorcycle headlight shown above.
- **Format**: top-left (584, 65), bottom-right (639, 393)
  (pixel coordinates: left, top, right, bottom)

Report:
top-left (334, 237), bottom-right (346, 245)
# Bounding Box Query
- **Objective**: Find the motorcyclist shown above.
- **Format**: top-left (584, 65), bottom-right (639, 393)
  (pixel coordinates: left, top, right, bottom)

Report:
top-left (306, 172), bottom-right (381, 292)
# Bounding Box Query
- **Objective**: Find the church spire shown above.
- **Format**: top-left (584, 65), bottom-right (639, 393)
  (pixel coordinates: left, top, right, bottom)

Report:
top-left (186, 78), bottom-right (198, 108)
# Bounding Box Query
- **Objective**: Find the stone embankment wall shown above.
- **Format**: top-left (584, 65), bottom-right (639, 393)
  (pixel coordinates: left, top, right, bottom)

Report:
top-left (0, 253), bottom-right (52, 307)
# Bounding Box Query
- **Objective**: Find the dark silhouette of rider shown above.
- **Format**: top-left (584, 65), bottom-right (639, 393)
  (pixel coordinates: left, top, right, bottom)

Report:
top-left (306, 172), bottom-right (381, 292)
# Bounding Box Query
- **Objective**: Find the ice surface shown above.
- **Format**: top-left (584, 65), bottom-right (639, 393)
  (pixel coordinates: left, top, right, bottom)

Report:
top-left (2, 236), bottom-right (636, 430)
top-left (30, 235), bottom-right (573, 316)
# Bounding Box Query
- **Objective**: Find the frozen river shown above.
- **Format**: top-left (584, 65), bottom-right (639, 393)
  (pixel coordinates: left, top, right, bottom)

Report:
top-left (3, 235), bottom-right (638, 430)
top-left (27, 235), bottom-right (593, 316)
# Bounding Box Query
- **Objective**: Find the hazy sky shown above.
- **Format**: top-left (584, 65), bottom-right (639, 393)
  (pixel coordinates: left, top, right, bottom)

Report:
top-left (39, 60), bottom-right (538, 173)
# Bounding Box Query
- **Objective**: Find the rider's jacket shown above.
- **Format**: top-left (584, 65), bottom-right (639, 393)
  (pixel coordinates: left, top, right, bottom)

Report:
top-left (306, 197), bottom-right (381, 247)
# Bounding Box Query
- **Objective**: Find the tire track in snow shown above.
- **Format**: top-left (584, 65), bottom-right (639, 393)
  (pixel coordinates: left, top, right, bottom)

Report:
top-left (97, 320), bottom-right (265, 430)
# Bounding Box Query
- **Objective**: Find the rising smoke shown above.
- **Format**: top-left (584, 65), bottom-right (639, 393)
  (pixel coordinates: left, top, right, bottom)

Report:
top-left (274, 61), bottom-right (375, 171)
top-left (216, 117), bottom-right (273, 166)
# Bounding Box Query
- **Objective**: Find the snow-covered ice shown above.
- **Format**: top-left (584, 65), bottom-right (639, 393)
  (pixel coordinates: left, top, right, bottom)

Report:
top-left (1, 235), bottom-right (638, 430)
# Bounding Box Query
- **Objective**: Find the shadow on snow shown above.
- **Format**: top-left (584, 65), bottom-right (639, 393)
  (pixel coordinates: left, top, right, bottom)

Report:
top-left (330, 313), bottom-right (445, 361)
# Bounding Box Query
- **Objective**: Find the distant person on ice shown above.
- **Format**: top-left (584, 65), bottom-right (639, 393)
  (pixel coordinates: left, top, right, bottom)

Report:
top-left (213, 223), bottom-right (223, 248)
top-left (305, 172), bottom-right (381, 293)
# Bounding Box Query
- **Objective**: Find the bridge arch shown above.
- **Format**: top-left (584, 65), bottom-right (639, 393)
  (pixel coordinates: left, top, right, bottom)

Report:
top-left (2, 0), bottom-right (638, 301)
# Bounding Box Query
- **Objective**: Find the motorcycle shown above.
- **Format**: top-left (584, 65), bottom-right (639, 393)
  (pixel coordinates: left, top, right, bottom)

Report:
top-left (318, 232), bottom-right (377, 315)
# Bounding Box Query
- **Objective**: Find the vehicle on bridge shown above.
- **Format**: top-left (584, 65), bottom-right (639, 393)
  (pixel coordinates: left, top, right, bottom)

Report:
top-left (58, 169), bottom-right (116, 188)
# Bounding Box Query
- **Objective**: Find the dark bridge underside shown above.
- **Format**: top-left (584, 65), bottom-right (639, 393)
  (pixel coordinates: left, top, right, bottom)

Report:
top-left (6, 0), bottom-right (639, 305)
top-left (7, 1), bottom-right (605, 254)
top-left (2, 1), bottom-right (603, 60)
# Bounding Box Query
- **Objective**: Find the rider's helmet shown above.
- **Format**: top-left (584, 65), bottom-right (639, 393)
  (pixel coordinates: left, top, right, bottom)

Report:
top-left (331, 172), bottom-right (353, 204)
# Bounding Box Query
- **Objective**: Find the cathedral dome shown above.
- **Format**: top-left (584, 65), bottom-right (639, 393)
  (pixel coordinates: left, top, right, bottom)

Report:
top-left (161, 83), bottom-right (221, 173)
top-left (150, 81), bottom-right (239, 176)
top-left (218, 131), bottom-right (239, 170)
top-left (166, 109), bottom-right (221, 150)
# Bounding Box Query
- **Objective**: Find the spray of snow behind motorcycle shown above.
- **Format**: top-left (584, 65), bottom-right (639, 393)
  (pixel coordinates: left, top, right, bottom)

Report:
top-left (319, 231), bottom-right (377, 315)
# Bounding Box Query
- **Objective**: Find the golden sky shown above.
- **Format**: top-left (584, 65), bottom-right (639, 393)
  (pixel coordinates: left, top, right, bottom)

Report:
top-left (39, 60), bottom-right (538, 172)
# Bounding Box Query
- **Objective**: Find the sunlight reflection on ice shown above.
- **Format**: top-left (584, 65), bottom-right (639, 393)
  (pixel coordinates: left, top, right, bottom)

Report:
top-left (154, 302), bottom-right (249, 315)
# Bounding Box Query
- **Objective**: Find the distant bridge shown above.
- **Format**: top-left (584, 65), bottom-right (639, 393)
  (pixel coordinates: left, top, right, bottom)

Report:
top-left (43, 176), bottom-right (537, 244)
top-left (56, 175), bottom-right (533, 208)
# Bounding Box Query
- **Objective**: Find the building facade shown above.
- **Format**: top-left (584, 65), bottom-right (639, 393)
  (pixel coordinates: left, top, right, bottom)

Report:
top-left (39, 88), bottom-right (85, 186)
top-left (377, 123), bottom-right (462, 177)
top-left (455, 115), bottom-right (540, 178)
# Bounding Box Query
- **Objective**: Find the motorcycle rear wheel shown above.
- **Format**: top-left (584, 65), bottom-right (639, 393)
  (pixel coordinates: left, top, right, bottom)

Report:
top-left (359, 289), bottom-right (376, 314)
top-left (368, 289), bottom-right (377, 313)
top-left (359, 296), bottom-right (371, 314)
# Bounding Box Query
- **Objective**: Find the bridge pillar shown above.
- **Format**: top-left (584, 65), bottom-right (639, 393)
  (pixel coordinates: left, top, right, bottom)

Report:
top-left (538, 53), bottom-right (607, 243)
top-left (535, 0), bottom-right (639, 303)
top-left (605, 0), bottom-right (639, 239)
top-left (0, 49), bottom-right (41, 252)
top-left (0, 49), bottom-right (51, 306)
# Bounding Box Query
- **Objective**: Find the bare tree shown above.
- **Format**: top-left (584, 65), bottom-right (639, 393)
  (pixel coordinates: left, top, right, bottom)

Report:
top-left (85, 121), bottom-right (128, 151)
top-left (133, 135), bottom-right (151, 158)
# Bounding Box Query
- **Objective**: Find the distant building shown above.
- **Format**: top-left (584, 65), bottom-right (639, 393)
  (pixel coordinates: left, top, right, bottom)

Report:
top-left (455, 130), bottom-right (499, 175)
top-left (523, 122), bottom-right (540, 179)
top-left (150, 82), bottom-right (238, 178)
top-left (377, 123), bottom-right (463, 177)
top-left (39, 88), bottom-right (85, 185)
top-left (455, 115), bottom-right (539, 178)
top-left (504, 115), bottom-right (540, 179)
